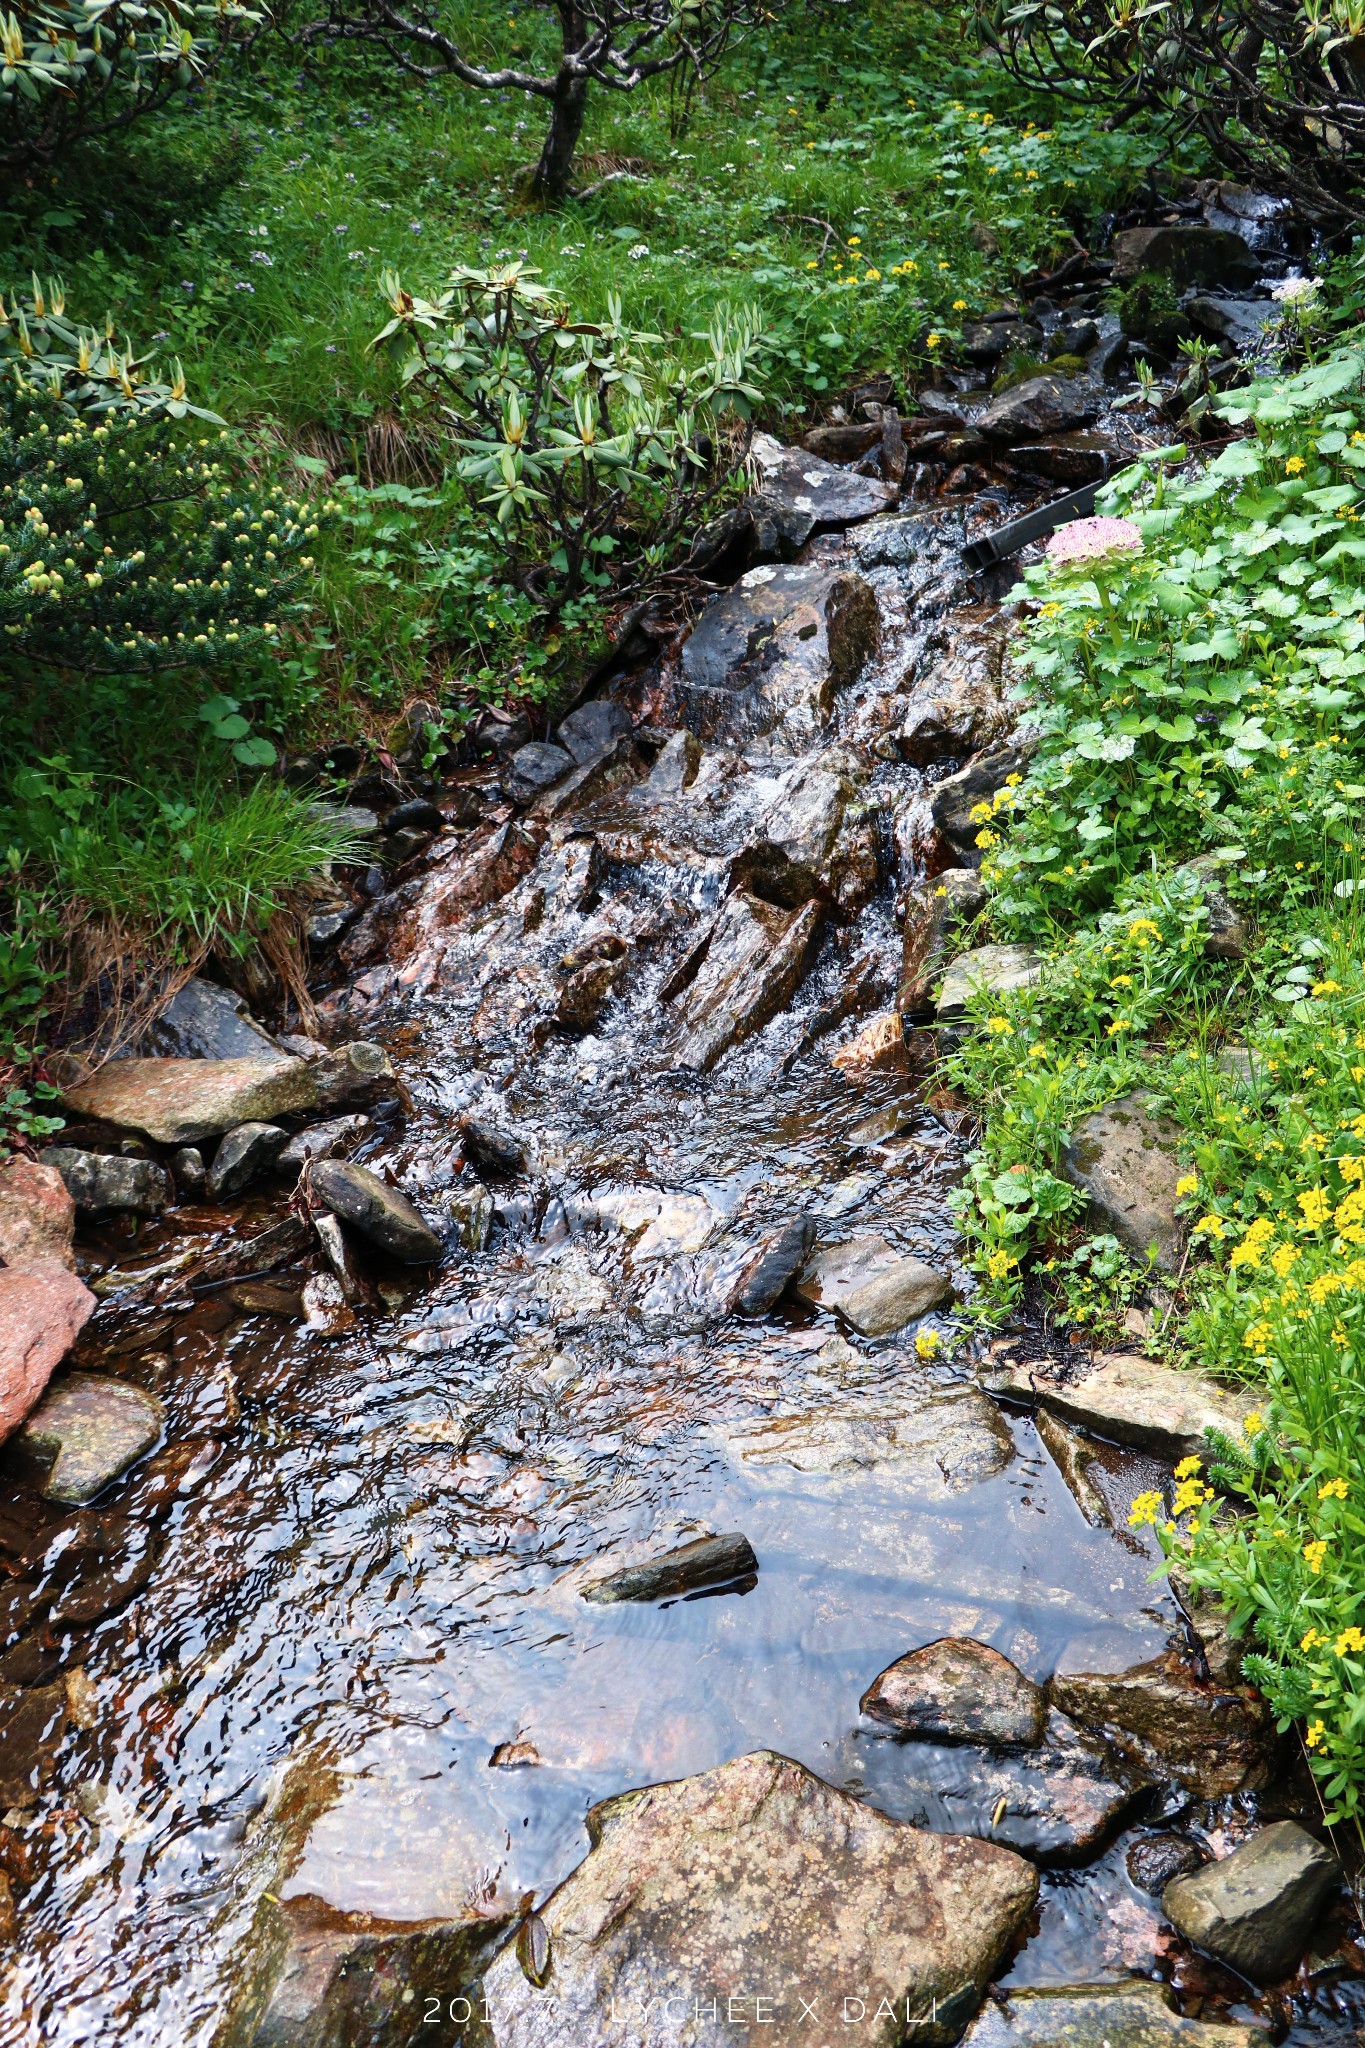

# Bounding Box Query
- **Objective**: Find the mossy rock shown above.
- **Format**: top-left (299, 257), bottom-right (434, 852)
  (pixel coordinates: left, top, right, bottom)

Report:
top-left (1116, 272), bottom-right (1188, 350)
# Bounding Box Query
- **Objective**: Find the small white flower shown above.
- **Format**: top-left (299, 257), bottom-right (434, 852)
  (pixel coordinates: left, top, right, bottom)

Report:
top-left (628, 242), bottom-right (649, 259)
top-left (1271, 274), bottom-right (1323, 303)
top-left (249, 250), bottom-right (274, 266)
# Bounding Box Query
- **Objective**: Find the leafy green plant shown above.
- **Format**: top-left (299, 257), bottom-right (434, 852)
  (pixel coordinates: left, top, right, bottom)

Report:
top-left (374, 262), bottom-right (766, 615)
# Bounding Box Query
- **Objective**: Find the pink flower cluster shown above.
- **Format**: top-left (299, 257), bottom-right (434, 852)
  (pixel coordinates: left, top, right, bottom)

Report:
top-left (1045, 515), bottom-right (1143, 565)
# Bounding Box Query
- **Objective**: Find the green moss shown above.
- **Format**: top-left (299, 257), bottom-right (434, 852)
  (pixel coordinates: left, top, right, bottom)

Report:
top-left (1116, 271), bottom-right (1186, 349)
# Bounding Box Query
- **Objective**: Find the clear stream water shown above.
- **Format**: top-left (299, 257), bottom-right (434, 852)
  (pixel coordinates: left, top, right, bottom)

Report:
top-left (4, 503), bottom-right (1362, 2047)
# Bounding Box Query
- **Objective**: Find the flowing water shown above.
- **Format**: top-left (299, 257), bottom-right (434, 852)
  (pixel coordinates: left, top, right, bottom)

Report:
top-left (4, 497), bottom-right (1363, 2046)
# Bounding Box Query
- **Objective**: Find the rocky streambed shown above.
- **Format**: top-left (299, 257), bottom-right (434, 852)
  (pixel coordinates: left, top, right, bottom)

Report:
top-left (1, 318), bottom-right (1363, 2045)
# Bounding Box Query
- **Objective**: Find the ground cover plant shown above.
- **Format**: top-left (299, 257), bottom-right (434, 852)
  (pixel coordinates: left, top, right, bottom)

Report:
top-left (947, 323), bottom-right (1365, 1829)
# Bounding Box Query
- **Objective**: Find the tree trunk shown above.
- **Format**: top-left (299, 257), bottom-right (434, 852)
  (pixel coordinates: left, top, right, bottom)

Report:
top-left (531, 68), bottom-right (589, 202)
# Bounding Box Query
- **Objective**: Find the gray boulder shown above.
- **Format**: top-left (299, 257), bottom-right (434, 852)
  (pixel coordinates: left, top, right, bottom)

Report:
top-left (207, 1123), bottom-right (287, 1201)
top-left (981, 1348), bottom-right (1256, 1462)
top-left (960, 1981), bottom-right (1260, 2048)
top-left (643, 729), bottom-right (701, 797)
top-left (18, 1373), bottom-right (164, 1504)
top-left (145, 976), bottom-right (288, 1061)
top-left (899, 869), bottom-right (987, 1015)
top-left (1112, 224), bottom-right (1260, 289)
top-left (794, 1232), bottom-right (951, 1337)
top-left (979, 375), bottom-right (1103, 444)
top-left (748, 432), bottom-right (897, 556)
top-left (278, 1115), bottom-right (374, 1173)
top-left (1186, 294), bottom-right (1279, 350)
top-left (962, 317), bottom-right (1043, 364)
top-left (309, 1160), bottom-right (441, 1264)
top-left (1060, 1091), bottom-right (1186, 1270)
top-left (473, 1750), bottom-right (1038, 2045)
top-left (503, 741), bottom-right (573, 805)
top-left (39, 1147), bottom-right (171, 1218)
top-left (582, 1532), bottom-right (758, 1605)
top-left (1163, 1820), bottom-right (1337, 1983)
top-left (557, 698), bottom-right (630, 764)
top-left (724, 1382), bottom-right (1012, 1494)
top-left (861, 1639), bottom-right (1047, 1749)
top-left (678, 563), bottom-right (878, 741)
top-left (936, 944), bottom-right (1042, 1021)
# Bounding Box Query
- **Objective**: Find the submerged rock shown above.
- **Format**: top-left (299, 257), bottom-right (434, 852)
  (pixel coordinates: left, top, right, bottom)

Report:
top-left (474, 1750), bottom-right (1038, 2046)
top-left (1162, 1820), bottom-right (1337, 1983)
top-left (982, 1349), bottom-right (1256, 1462)
top-left (960, 1981), bottom-right (1260, 2048)
top-left (1034, 1408), bottom-right (1110, 1527)
top-left (40, 1147), bottom-right (172, 1218)
top-left (0, 1157), bottom-right (77, 1270)
top-left (18, 1373), bottom-right (164, 1503)
top-left (936, 944), bottom-right (1041, 1020)
top-left (1127, 1831), bottom-right (1210, 1897)
top-left (207, 1123), bottom-right (288, 1201)
top-left (724, 1382), bottom-right (1012, 1493)
top-left (795, 1232), bottom-right (951, 1336)
top-left (0, 1681), bottom-right (67, 1809)
top-left (1060, 1092), bottom-right (1187, 1270)
top-left (1049, 1650), bottom-right (1272, 1797)
top-left (671, 889), bottom-right (824, 1072)
top-left (0, 1266), bottom-right (96, 1439)
top-left (310, 1160), bottom-right (441, 1264)
top-left (582, 1532), bottom-right (758, 1605)
top-left (861, 1639), bottom-right (1047, 1750)
top-left (61, 1043), bottom-right (395, 1146)
top-left (730, 1217), bottom-right (815, 1316)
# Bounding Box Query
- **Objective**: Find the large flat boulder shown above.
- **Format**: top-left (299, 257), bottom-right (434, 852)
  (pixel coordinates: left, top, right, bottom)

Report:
top-left (794, 1232), bottom-right (951, 1336)
top-left (670, 889), bottom-right (823, 1072)
top-left (0, 1265), bottom-right (95, 1439)
top-left (1111, 223), bottom-right (1260, 289)
top-left (960, 1981), bottom-right (1262, 2048)
top-left (748, 433), bottom-right (897, 556)
top-left (982, 1349), bottom-right (1256, 1462)
top-left (0, 1157), bottom-right (76, 1271)
top-left (723, 1382), bottom-right (1013, 1493)
top-left (17, 1372), bottom-right (163, 1503)
top-left (678, 564), bottom-right (878, 741)
top-left (1049, 1650), bottom-right (1272, 1797)
top-left (1060, 1091), bottom-right (1186, 1270)
top-left (978, 375), bottom-right (1102, 444)
top-left (472, 1750), bottom-right (1038, 2045)
top-left (1162, 1820), bottom-right (1337, 1984)
top-left (61, 1042), bottom-right (395, 1146)
top-left (936, 944), bottom-right (1041, 1020)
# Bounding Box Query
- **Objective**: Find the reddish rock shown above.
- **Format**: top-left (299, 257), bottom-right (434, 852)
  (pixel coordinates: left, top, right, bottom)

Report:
top-left (0, 1264), bottom-right (96, 1439)
top-left (0, 1159), bottom-right (76, 1273)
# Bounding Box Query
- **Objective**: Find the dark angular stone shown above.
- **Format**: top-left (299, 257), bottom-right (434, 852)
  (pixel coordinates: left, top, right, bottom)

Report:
top-left (309, 1160), bottom-right (441, 1264)
top-left (582, 1532), bottom-right (759, 1605)
top-left (732, 1218), bottom-right (815, 1317)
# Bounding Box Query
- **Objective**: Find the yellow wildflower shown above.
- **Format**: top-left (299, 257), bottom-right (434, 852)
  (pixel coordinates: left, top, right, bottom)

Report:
top-left (986, 1016), bottom-right (1013, 1036)
top-left (1285, 455), bottom-right (1306, 475)
top-left (1128, 1491), bottom-right (1163, 1529)
top-left (914, 1329), bottom-right (941, 1360)
top-left (1319, 1476), bottom-right (1349, 1500)
top-left (1175, 1173), bottom-right (1199, 1198)
top-left (1271, 1244), bottom-right (1298, 1278)
top-left (1306, 1718), bottom-right (1326, 1748)
top-left (1302, 1628), bottom-right (1322, 1652)
top-left (1304, 1538), bottom-right (1328, 1574)
top-left (1336, 1626), bottom-right (1365, 1656)
top-left (1243, 1408), bottom-right (1264, 1435)
top-left (1194, 1213), bottom-right (1227, 1240)
top-left (1297, 1188), bottom-right (1332, 1231)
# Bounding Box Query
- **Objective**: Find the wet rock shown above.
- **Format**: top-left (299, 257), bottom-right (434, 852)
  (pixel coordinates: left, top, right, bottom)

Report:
top-left (795, 1233), bottom-right (951, 1337)
top-left (61, 1043), bottom-right (395, 1146)
top-left (731, 1217), bottom-right (815, 1316)
top-left (799, 420), bottom-right (884, 462)
top-left (0, 1265), bottom-right (96, 1440)
top-left (278, 1115), bottom-right (374, 1173)
top-left (555, 957), bottom-right (623, 1033)
top-left (206, 1123), bottom-right (288, 1202)
top-left (447, 1183), bottom-right (493, 1252)
top-left (340, 820), bottom-right (545, 970)
top-left (963, 317), bottom-right (1044, 364)
top-left (728, 759), bottom-right (854, 907)
top-left (899, 612), bottom-right (1012, 768)
top-left (960, 1981), bottom-right (1260, 2048)
top-left (725, 1382), bottom-right (1012, 1493)
top-left (930, 745), bottom-right (1031, 865)
top-left (557, 699), bottom-right (631, 764)
top-left (1170, 1560), bottom-right (1252, 1684)
top-left (678, 563), bottom-right (878, 741)
top-left (899, 870), bottom-right (988, 1016)
top-left (855, 1709), bottom-right (1146, 1868)
top-left (849, 513), bottom-right (933, 570)
top-left (312, 1212), bottom-right (371, 1306)
top-left (1034, 1408), bottom-right (1109, 1527)
top-left (979, 375), bottom-right (1103, 444)
top-left (384, 798), bottom-right (443, 836)
top-left (643, 728), bottom-right (701, 797)
top-left (0, 1682), bottom-right (66, 1808)
top-left (309, 1160), bottom-right (441, 1264)
top-left (582, 1532), bottom-right (759, 1605)
top-left (671, 890), bottom-right (824, 1073)
top-left (170, 1146), bottom-right (207, 1198)
top-left (474, 1750), bottom-right (1038, 2046)
top-left (460, 1117), bottom-right (526, 1178)
top-left (748, 432), bottom-right (897, 556)
top-left (48, 1532), bottom-right (156, 1626)
top-left (936, 944), bottom-right (1042, 1021)
top-left (1186, 294), bottom-right (1278, 350)
top-left (1060, 1091), bottom-right (1186, 1270)
top-left (862, 1640), bottom-right (1047, 1749)
top-left (1050, 315), bottom-right (1100, 357)
top-left (40, 1146), bottom-right (172, 1217)
top-left (532, 734), bottom-right (647, 819)
top-left (1162, 1820), bottom-right (1338, 1983)
top-left (306, 904), bottom-right (359, 948)
top-left (489, 1738), bottom-right (541, 1769)
top-left (227, 1279), bottom-right (305, 1319)
top-left (503, 742), bottom-right (573, 805)
top-left (1049, 1651), bottom-right (1271, 1797)
top-left (145, 976), bottom-right (288, 1061)
top-left (386, 825), bottom-right (433, 863)
top-left (1112, 224), bottom-right (1260, 290)
top-left (1006, 432), bottom-right (1115, 486)
top-left (0, 1157), bottom-right (76, 1271)
top-left (982, 1349), bottom-right (1256, 1462)
top-left (1127, 1831), bottom-right (1210, 1896)
top-left (18, 1373), bottom-right (164, 1503)
top-left (829, 1011), bottom-right (907, 1075)
top-left (302, 1274), bottom-right (356, 1337)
